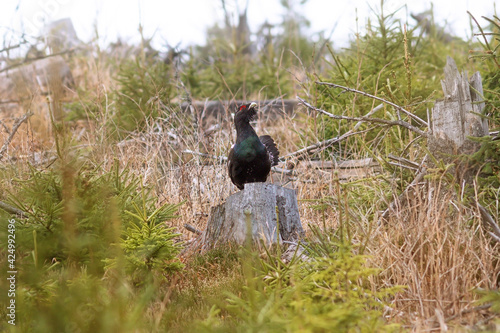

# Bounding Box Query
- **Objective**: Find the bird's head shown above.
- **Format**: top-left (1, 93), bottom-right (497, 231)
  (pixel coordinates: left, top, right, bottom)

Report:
top-left (234, 102), bottom-right (258, 124)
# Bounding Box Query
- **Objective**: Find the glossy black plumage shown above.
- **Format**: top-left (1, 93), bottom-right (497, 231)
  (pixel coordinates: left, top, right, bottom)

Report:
top-left (228, 102), bottom-right (279, 190)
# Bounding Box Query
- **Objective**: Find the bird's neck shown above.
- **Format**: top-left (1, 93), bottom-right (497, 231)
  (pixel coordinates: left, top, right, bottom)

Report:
top-left (235, 121), bottom-right (258, 144)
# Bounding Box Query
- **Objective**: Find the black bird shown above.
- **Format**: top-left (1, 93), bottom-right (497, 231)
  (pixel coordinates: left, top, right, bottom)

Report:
top-left (228, 102), bottom-right (280, 190)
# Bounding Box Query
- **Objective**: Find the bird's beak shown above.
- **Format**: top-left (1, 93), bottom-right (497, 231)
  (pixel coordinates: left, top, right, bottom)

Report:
top-left (249, 102), bottom-right (257, 109)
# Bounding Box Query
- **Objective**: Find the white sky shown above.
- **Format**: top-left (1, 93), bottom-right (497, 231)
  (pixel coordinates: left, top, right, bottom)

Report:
top-left (0, 0), bottom-right (497, 52)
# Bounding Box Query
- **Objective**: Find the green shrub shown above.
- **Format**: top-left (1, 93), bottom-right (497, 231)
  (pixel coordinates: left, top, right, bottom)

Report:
top-left (113, 58), bottom-right (172, 137)
top-left (197, 234), bottom-right (402, 332)
top-left (307, 5), bottom-right (470, 159)
top-left (107, 197), bottom-right (184, 285)
top-left (0, 158), bottom-right (183, 332)
top-left (468, 14), bottom-right (500, 209)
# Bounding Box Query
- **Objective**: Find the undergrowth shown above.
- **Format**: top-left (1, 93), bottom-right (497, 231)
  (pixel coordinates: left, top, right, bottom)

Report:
top-left (0, 2), bottom-right (499, 332)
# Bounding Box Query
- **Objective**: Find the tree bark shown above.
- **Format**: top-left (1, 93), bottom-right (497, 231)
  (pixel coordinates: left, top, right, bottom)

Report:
top-left (200, 183), bottom-right (303, 252)
top-left (429, 56), bottom-right (488, 157)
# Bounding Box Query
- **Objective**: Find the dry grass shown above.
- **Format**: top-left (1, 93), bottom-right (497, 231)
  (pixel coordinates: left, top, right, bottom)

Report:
top-left (371, 180), bottom-right (499, 331)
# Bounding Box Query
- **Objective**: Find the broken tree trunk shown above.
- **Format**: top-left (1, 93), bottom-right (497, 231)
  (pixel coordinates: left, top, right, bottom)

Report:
top-left (383, 57), bottom-right (489, 222)
top-left (428, 56), bottom-right (488, 181)
top-left (199, 183), bottom-right (303, 252)
top-left (429, 56), bottom-right (488, 158)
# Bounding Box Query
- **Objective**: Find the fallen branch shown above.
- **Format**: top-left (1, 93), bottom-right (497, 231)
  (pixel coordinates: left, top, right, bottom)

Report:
top-left (258, 95), bottom-right (287, 114)
top-left (271, 166), bottom-right (296, 176)
top-left (315, 81), bottom-right (428, 127)
top-left (477, 203), bottom-right (500, 243)
top-left (0, 200), bottom-right (26, 217)
top-left (445, 304), bottom-right (492, 323)
top-left (181, 150), bottom-right (296, 176)
top-left (0, 111), bottom-right (34, 161)
top-left (387, 154), bottom-right (420, 171)
top-left (182, 149), bottom-right (227, 162)
top-left (298, 97), bottom-right (429, 138)
top-left (283, 104), bottom-right (384, 161)
top-left (0, 119), bottom-right (10, 134)
top-left (280, 127), bottom-right (373, 161)
top-left (387, 161), bottom-right (419, 171)
top-left (0, 49), bottom-right (76, 74)
top-left (184, 223), bottom-right (202, 235)
top-left (381, 155), bottom-right (428, 221)
top-left (388, 154), bottom-right (420, 169)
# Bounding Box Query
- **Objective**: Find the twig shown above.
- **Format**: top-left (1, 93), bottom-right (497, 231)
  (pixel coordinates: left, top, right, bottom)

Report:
top-left (182, 149), bottom-right (227, 162)
top-left (280, 127), bottom-right (373, 161)
top-left (283, 103), bottom-right (384, 161)
top-left (381, 156), bottom-right (429, 221)
top-left (181, 150), bottom-right (296, 176)
top-left (0, 119), bottom-right (10, 134)
top-left (0, 40), bottom-right (30, 53)
top-left (388, 154), bottom-right (421, 171)
top-left (0, 49), bottom-right (76, 74)
top-left (258, 95), bottom-right (287, 114)
top-left (468, 11), bottom-right (499, 68)
top-left (0, 200), bottom-right (26, 217)
top-left (387, 161), bottom-right (419, 171)
top-left (315, 81), bottom-right (429, 127)
top-left (298, 97), bottom-right (429, 138)
top-left (0, 111), bottom-right (34, 161)
top-left (444, 304), bottom-right (492, 322)
top-left (271, 166), bottom-right (296, 176)
top-left (184, 223), bottom-right (202, 235)
top-left (477, 203), bottom-right (500, 243)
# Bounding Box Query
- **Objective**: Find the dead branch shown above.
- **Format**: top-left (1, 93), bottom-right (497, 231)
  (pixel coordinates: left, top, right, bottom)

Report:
top-left (0, 200), bottom-right (26, 217)
top-left (445, 304), bottom-right (492, 323)
top-left (388, 154), bottom-right (420, 171)
top-left (0, 40), bottom-right (31, 53)
top-left (0, 111), bottom-right (34, 161)
top-left (271, 166), bottom-right (296, 176)
top-left (381, 155), bottom-right (429, 221)
top-left (387, 161), bottom-right (419, 171)
top-left (0, 49), bottom-right (76, 74)
top-left (282, 104), bottom-right (384, 162)
top-left (315, 81), bottom-right (428, 127)
top-left (181, 149), bottom-right (227, 162)
top-left (477, 203), bottom-right (500, 243)
top-left (0, 119), bottom-right (10, 134)
top-left (184, 223), bottom-right (202, 235)
top-left (181, 150), bottom-right (296, 176)
top-left (280, 127), bottom-right (374, 161)
top-left (388, 154), bottom-right (420, 169)
top-left (298, 97), bottom-right (429, 138)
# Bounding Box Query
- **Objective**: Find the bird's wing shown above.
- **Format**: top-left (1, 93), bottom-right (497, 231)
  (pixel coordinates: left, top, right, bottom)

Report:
top-left (259, 135), bottom-right (280, 166)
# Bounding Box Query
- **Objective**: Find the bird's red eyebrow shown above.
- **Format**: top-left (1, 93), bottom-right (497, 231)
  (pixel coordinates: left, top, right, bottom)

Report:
top-left (239, 105), bottom-right (246, 111)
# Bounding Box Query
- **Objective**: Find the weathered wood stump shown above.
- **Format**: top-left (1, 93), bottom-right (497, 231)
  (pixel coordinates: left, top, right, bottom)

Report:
top-left (383, 56), bottom-right (489, 221)
top-left (200, 183), bottom-right (303, 251)
top-left (429, 56), bottom-right (488, 157)
top-left (428, 56), bottom-right (488, 181)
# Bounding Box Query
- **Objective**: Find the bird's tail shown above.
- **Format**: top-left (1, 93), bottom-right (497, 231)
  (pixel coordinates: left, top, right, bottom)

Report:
top-left (259, 135), bottom-right (280, 166)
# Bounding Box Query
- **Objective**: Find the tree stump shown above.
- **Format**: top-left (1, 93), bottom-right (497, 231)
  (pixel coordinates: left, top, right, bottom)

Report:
top-left (199, 183), bottom-right (303, 252)
top-left (428, 56), bottom-right (488, 183)
top-left (429, 56), bottom-right (488, 158)
top-left (383, 56), bottom-right (489, 222)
